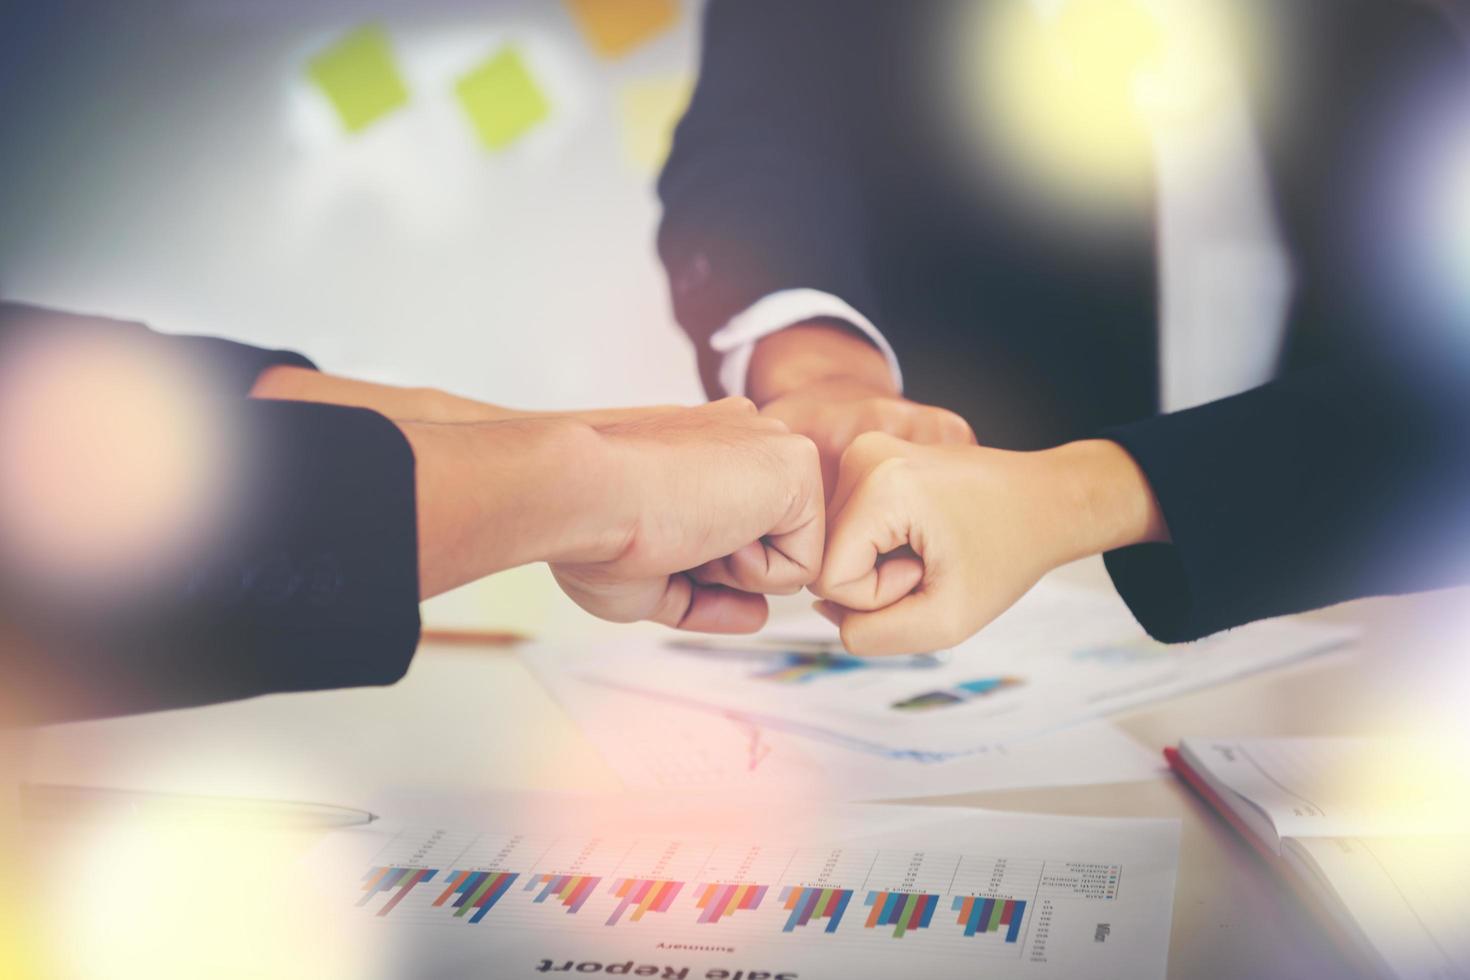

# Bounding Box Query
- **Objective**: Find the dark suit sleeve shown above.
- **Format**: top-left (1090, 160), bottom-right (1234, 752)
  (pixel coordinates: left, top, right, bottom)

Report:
top-left (0, 302), bottom-right (317, 397)
top-left (0, 304), bottom-right (421, 723)
top-left (1101, 362), bottom-right (1470, 642)
top-left (657, 0), bottom-right (884, 395)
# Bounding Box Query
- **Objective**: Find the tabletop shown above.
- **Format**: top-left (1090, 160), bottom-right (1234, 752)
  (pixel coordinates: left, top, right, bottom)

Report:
top-left (3, 559), bottom-right (1467, 979)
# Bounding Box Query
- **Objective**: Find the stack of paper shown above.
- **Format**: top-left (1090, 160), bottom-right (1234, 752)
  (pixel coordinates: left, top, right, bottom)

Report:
top-left (521, 579), bottom-right (1353, 799)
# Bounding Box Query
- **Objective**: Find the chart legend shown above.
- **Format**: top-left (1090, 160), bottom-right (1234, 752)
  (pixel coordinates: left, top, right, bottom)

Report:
top-left (953, 896), bottom-right (1027, 941)
top-left (694, 883), bottom-right (768, 924)
top-left (607, 878), bottom-right (683, 925)
top-left (864, 890), bottom-right (939, 938)
top-left (524, 874), bottom-right (601, 914)
top-left (359, 866), bottom-right (438, 917)
top-left (432, 871), bottom-right (519, 923)
top-left (780, 886), bottom-right (853, 933)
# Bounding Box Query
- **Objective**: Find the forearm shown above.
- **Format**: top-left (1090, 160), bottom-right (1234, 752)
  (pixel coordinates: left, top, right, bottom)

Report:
top-left (251, 365), bottom-right (513, 423)
top-left (252, 366), bottom-right (683, 429)
top-left (399, 418), bottom-right (631, 598)
top-left (1037, 439), bottom-right (1171, 561)
top-left (747, 322), bottom-right (897, 405)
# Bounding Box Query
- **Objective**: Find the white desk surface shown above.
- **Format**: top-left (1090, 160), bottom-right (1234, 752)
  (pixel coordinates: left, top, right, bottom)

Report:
top-left (4, 559), bottom-right (1468, 979)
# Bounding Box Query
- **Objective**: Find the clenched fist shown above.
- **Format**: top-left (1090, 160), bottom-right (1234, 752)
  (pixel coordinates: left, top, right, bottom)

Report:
top-left (813, 433), bottom-right (1168, 654)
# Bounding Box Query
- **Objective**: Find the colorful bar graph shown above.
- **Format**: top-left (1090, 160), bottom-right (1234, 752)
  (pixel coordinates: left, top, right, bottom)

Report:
top-left (780, 886), bottom-right (853, 934)
top-left (891, 677), bottom-right (1024, 711)
top-left (607, 878), bottom-right (684, 926)
top-left (694, 883), bottom-right (768, 924)
top-left (863, 890), bottom-right (938, 938)
top-left (358, 866), bottom-right (438, 917)
top-left (952, 896), bottom-right (1027, 941)
top-left (431, 870), bottom-right (519, 924)
top-left (756, 652), bottom-right (870, 684)
top-left (524, 873), bottom-right (601, 914)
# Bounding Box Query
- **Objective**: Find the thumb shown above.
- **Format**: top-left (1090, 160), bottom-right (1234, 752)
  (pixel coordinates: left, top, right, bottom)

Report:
top-left (816, 473), bottom-right (920, 611)
top-left (819, 588), bottom-right (960, 656)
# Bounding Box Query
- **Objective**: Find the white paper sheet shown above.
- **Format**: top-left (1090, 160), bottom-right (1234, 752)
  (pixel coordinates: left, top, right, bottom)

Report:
top-left (310, 799), bottom-right (1181, 980)
top-left (535, 580), bottom-right (1352, 756)
top-left (1287, 835), bottom-right (1470, 980)
top-left (1179, 737), bottom-right (1470, 843)
top-left (522, 642), bottom-right (1163, 799)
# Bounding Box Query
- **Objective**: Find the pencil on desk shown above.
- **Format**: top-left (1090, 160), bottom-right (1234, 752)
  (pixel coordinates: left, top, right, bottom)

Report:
top-left (419, 628), bottom-right (529, 648)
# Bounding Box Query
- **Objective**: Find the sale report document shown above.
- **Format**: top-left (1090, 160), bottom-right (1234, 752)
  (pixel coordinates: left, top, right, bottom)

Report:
top-left (312, 800), bottom-right (1180, 980)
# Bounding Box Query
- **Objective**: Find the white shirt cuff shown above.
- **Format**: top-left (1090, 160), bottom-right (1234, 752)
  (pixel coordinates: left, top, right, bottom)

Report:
top-left (708, 288), bottom-right (904, 398)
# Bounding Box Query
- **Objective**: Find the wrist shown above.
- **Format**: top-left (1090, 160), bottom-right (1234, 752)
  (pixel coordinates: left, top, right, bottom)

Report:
top-left (1040, 439), bottom-right (1170, 561)
top-left (747, 321), bottom-right (897, 406)
top-left (403, 417), bottom-right (614, 597)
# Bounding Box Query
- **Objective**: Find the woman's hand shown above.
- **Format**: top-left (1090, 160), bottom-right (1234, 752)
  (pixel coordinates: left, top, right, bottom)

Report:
top-left (813, 433), bottom-right (1168, 654)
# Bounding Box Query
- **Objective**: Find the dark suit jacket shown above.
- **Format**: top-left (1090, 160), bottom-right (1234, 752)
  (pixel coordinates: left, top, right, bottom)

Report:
top-left (658, 0), bottom-right (1470, 641)
top-left (0, 304), bottom-right (421, 724)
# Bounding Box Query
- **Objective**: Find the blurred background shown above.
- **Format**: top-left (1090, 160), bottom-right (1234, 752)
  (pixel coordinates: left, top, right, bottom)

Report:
top-left (2, 4), bottom-right (1470, 979)
top-left (0, 0), bottom-right (709, 635)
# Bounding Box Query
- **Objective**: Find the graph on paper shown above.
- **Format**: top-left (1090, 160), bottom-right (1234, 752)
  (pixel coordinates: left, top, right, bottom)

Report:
top-left (347, 827), bottom-right (1135, 965)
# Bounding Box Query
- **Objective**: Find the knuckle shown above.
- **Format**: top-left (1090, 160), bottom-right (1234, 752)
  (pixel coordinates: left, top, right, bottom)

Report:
top-left (729, 396), bottom-right (759, 415)
top-left (843, 429), bottom-right (892, 469)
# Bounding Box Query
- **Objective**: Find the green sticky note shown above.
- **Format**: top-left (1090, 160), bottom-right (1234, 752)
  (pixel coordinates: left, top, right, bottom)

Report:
top-left (307, 24), bottom-right (410, 133)
top-left (455, 47), bottom-right (551, 151)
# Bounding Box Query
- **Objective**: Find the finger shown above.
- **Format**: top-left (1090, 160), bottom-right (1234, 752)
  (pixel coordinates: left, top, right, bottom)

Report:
top-left (816, 472), bottom-right (916, 610)
top-left (824, 590), bottom-right (965, 656)
top-left (759, 438), bottom-right (826, 591)
top-left (703, 396), bottom-right (759, 417)
top-left (914, 408), bottom-right (977, 446)
top-left (646, 574), bottom-right (770, 633)
top-left (827, 431), bottom-right (906, 519)
top-left (687, 538), bottom-right (803, 595)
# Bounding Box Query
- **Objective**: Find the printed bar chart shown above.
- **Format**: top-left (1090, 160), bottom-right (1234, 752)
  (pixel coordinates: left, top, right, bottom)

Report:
top-left (433, 871), bottom-right (519, 924)
top-left (607, 879), bottom-right (683, 925)
top-left (359, 866), bottom-right (439, 917)
top-left (780, 886), bottom-right (853, 934)
top-left (891, 678), bottom-right (1024, 712)
top-left (953, 896), bottom-right (1027, 942)
top-left (756, 653), bottom-right (869, 685)
top-left (524, 873), bottom-right (601, 914)
top-left (694, 883), bottom-right (768, 924)
top-left (864, 890), bottom-right (939, 938)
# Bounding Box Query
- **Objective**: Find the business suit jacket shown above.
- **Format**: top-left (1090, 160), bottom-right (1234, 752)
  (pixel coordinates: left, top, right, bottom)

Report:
top-left (658, 0), bottom-right (1470, 641)
top-left (0, 304), bottom-right (421, 724)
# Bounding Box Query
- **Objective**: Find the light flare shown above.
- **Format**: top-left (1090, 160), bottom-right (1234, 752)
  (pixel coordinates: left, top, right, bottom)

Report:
top-left (953, 0), bottom-right (1260, 211)
top-left (0, 328), bottom-right (235, 602)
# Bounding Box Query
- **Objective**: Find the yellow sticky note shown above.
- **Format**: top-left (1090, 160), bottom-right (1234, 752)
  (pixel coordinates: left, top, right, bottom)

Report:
top-left (565, 0), bottom-right (679, 59)
top-left (307, 24), bottom-right (410, 133)
top-left (455, 46), bottom-right (552, 151)
top-left (619, 76), bottom-right (693, 174)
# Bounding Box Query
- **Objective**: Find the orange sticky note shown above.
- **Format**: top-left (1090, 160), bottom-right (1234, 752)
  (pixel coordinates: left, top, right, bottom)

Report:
top-left (565, 0), bottom-right (679, 59)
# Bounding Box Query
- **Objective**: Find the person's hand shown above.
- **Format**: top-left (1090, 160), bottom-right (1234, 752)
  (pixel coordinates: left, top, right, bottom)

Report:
top-left (746, 322), bottom-right (975, 493)
top-left (551, 398), bottom-right (825, 633)
top-left (813, 433), bottom-right (1168, 655)
top-left (761, 376), bottom-right (976, 491)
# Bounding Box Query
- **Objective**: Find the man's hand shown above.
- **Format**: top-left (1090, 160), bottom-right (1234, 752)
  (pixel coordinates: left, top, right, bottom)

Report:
top-left (813, 433), bottom-right (1168, 655)
top-left (761, 376), bottom-right (976, 491)
top-left (747, 322), bottom-right (975, 492)
top-left (551, 398), bottom-right (825, 633)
